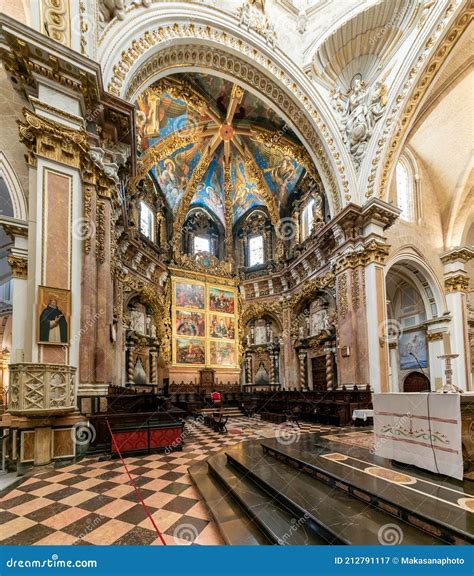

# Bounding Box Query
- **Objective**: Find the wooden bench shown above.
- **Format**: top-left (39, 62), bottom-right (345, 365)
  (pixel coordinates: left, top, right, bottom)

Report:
top-left (260, 412), bottom-right (286, 424)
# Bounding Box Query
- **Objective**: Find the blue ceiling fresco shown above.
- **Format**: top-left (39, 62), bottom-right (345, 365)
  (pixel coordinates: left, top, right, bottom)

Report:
top-left (135, 73), bottom-right (309, 226)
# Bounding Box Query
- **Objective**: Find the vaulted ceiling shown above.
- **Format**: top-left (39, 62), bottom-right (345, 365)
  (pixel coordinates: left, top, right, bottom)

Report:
top-left (134, 73), bottom-right (319, 227)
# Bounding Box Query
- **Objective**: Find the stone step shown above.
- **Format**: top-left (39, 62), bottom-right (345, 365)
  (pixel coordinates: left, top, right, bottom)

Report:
top-left (260, 435), bottom-right (473, 545)
top-left (188, 458), bottom-right (269, 545)
top-left (225, 442), bottom-right (446, 545)
top-left (207, 451), bottom-right (327, 545)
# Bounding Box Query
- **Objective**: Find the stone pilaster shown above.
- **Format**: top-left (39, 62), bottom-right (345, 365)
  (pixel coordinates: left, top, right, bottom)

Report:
top-left (440, 246), bottom-right (473, 391)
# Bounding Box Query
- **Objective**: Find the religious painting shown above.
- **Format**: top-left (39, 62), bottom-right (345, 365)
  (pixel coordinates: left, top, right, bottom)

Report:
top-left (175, 338), bottom-right (206, 365)
top-left (176, 310), bottom-right (205, 337)
top-left (209, 315), bottom-right (235, 340)
top-left (247, 140), bottom-right (305, 209)
top-left (209, 287), bottom-right (235, 314)
top-left (135, 90), bottom-right (194, 151)
top-left (231, 158), bottom-right (264, 224)
top-left (152, 141), bottom-right (205, 211)
top-left (399, 330), bottom-right (428, 370)
top-left (37, 286), bottom-right (70, 345)
top-left (209, 342), bottom-right (236, 367)
top-left (190, 156), bottom-right (225, 225)
top-left (175, 282), bottom-right (205, 310)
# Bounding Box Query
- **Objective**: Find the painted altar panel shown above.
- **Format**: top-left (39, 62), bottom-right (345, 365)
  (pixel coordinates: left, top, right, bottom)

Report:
top-left (172, 277), bottom-right (238, 368)
top-left (209, 315), bottom-right (235, 340)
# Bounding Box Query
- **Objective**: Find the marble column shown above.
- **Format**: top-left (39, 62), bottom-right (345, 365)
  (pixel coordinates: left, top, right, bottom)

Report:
top-left (325, 350), bottom-right (334, 390)
top-left (269, 351), bottom-right (275, 386)
top-left (298, 351), bottom-right (307, 390)
top-left (127, 345), bottom-right (135, 385)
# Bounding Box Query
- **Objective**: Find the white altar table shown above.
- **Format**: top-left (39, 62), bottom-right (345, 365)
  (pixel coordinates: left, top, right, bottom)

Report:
top-left (372, 393), bottom-right (473, 480)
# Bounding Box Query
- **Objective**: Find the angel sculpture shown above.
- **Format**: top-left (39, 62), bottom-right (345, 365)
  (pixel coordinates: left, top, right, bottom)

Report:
top-left (331, 74), bottom-right (387, 166)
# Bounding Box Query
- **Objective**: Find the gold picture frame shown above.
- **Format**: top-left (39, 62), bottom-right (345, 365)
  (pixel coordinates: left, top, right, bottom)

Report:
top-left (37, 285), bottom-right (71, 346)
top-left (171, 277), bottom-right (239, 368)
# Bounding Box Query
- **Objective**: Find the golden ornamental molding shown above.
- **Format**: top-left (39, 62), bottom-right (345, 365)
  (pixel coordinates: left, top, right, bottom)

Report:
top-left (445, 273), bottom-right (470, 293)
top-left (2, 223), bottom-right (28, 239)
top-left (143, 279), bottom-right (172, 364)
top-left (223, 162), bottom-right (233, 263)
top-left (334, 240), bottom-right (391, 273)
top-left (40, 0), bottom-right (71, 47)
top-left (337, 272), bottom-right (349, 319)
top-left (287, 272), bottom-right (335, 310)
top-left (7, 255), bottom-right (27, 280)
top-left (426, 331), bottom-right (445, 342)
top-left (18, 108), bottom-right (89, 170)
top-left (240, 300), bottom-right (283, 330)
top-left (151, 77), bottom-right (209, 115)
top-left (172, 150), bottom-right (211, 257)
top-left (131, 130), bottom-right (204, 191)
top-left (96, 201), bottom-right (106, 264)
top-left (175, 253), bottom-right (233, 278)
top-left (107, 33), bottom-right (346, 208)
top-left (243, 155), bottom-right (283, 260)
top-left (368, 1), bottom-right (473, 199)
top-left (440, 246), bottom-right (474, 264)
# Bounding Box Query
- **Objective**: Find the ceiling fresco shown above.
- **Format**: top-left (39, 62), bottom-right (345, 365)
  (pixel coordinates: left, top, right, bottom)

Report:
top-left (135, 73), bottom-right (314, 226)
top-left (189, 153), bottom-right (226, 225)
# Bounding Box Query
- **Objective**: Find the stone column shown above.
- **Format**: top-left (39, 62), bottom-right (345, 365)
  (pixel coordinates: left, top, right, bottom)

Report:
top-left (150, 350), bottom-right (157, 385)
top-left (298, 351), bottom-right (307, 390)
top-left (325, 349), bottom-right (334, 390)
top-left (6, 252), bottom-right (28, 363)
top-left (95, 195), bottom-right (114, 388)
top-left (78, 180), bottom-right (98, 395)
top-left (245, 353), bottom-right (253, 386)
top-left (441, 247), bottom-right (473, 391)
top-left (269, 351), bottom-right (275, 386)
top-left (0, 349), bottom-right (9, 410)
top-left (388, 342), bottom-right (400, 392)
top-left (274, 348), bottom-right (280, 386)
top-left (127, 344), bottom-right (135, 385)
top-left (426, 319), bottom-right (451, 391)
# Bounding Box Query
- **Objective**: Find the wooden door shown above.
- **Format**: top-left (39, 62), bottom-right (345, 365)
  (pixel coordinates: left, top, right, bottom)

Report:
top-left (312, 356), bottom-right (327, 391)
top-left (403, 371), bottom-right (431, 392)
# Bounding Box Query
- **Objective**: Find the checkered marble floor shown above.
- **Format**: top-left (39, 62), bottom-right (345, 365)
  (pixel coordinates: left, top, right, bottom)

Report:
top-left (0, 417), bottom-right (333, 546)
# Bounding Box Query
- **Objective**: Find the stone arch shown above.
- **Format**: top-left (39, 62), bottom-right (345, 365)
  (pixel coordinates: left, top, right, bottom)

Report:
top-left (369, 4), bottom-right (472, 203)
top-left (445, 160), bottom-right (473, 248)
top-left (0, 152), bottom-right (27, 221)
top-left (98, 11), bottom-right (352, 212)
top-left (385, 246), bottom-right (447, 319)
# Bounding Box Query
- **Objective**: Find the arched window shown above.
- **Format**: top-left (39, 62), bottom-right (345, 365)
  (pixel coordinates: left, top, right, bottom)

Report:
top-left (249, 234), bottom-right (264, 267)
top-left (396, 159), bottom-right (415, 222)
top-left (301, 198), bottom-right (315, 240)
top-left (194, 235), bottom-right (210, 254)
top-left (139, 201), bottom-right (155, 241)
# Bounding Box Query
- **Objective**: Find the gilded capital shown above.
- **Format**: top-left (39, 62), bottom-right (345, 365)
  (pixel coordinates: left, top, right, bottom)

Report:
top-left (7, 255), bottom-right (28, 279)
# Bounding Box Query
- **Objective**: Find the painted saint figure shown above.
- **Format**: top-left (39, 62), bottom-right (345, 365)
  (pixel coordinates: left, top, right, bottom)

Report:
top-left (39, 299), bottom-right (68, 344)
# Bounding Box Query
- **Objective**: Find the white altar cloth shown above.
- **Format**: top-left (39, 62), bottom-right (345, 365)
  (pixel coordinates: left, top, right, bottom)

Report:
top-left (372, 393), bottom-right (464, 480)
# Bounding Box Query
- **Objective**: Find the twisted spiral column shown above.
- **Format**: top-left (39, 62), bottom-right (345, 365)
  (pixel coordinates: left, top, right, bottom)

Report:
top-left (325, 351), bottom-right (334, 389)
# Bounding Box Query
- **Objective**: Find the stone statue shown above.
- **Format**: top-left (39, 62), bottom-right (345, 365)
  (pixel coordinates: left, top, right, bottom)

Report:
top-left (130, 308), bottom-right (145, 335)
top-left (312, 193), bottom-right (324, 224)
top-left (98, 0), bottom-right (151, 29)
top-left (332, 74), bottom-right (387, 166)
top-left (296, 10), bottom-right (307, 34)
top-left (238, 0), bottom-right (277, 47)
